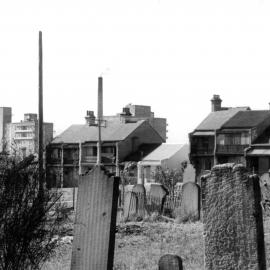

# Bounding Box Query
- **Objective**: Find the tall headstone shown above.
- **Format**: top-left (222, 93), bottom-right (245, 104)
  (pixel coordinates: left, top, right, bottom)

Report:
top-left (132, 184), bottom-right (147, 219)
top-left (70, 166), bottom-right (119, 270)
top-left (201, 163), bottom-right (266, 270)
top-left (178, 182), bottom-right (200, 222)
top-left (149, 184), bottom-right (169, 214)
top-left (123, 191), bottom-right (138, 221)
top-left (158, 254), bottom-right (183, 270)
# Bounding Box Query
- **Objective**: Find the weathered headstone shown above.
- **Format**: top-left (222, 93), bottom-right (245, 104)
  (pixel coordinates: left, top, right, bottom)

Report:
top-left (178, 182), bottom-right (200, 222)
top-left (149, 184), bottom-right (169, 214)
top-left (123, 191), bottom-right (138, 221)
top-left (70, 166), bottom-right (119, 270)
top-left (158, 254), bottom-right (183, 270)
top-left (132, 184), bottom-right (147, 219)
top-left (201, 163), bottom-right (266, 270)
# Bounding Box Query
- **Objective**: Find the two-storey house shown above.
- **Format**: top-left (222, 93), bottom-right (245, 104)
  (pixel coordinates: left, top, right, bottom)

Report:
top-left (46, 115), bottom-right (164, 188)
top-left (189, 95), bottom-right (270, 182)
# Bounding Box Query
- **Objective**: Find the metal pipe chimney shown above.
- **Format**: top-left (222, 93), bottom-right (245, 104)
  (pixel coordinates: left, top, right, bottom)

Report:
top-left (98, 77), bottom-right (103, 119)
top-left (96, 77), bottom-right (103, 165)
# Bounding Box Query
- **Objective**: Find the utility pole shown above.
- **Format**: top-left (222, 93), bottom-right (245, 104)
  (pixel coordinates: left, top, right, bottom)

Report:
top-left (96, 77), bottom-right (103, 166)
top-left (38, 31), bottom-right (44, 187)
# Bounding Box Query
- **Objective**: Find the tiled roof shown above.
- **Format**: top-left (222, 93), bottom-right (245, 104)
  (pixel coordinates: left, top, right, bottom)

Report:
top-left (51, 120), bottom-right (146, 144)
top-left (195, 107), bottom-right (249, 131)
top-left (222, 110), bottom-right (270, 128)
top-left (142, 144), bottom-right (188, 161)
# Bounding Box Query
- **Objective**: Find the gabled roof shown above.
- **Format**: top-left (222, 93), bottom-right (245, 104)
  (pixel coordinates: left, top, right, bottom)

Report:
top-left (195, 107), bottom-right (249, 131)
top-left (52, 120), bottom-right (147, 144)
top-left (142, 144), bottom-right (188, 161)
top-left (222, 110), bottom-right (270, 128)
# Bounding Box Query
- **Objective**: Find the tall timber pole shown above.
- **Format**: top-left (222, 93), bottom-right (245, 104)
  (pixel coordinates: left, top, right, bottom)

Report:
top-left (96, 76), bottom-right (103, 166)
top-left (38, 31), bottom-right (44, 188)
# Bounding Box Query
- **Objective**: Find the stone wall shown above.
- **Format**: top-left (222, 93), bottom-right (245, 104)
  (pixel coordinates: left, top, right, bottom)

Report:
top-left (201, 163), bottom-right (266, 270)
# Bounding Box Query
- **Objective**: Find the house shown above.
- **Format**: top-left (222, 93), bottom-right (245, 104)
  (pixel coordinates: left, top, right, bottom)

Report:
top-left (3, 112), bottom-right (53, 158)
top-left (189, 95), bottom-right (270, 182)
top-left (137, 143), bottom-right (194, 184)
top-left (46, 113), bottom-right (165, 188)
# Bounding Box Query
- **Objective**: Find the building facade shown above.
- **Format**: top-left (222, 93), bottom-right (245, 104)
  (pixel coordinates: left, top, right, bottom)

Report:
top-left (46, 110), bottom-right (165, 188)
top-left (189, 95), bottom-right (270, 182)
top-left (0, 107), bottom-right (12, 152)
top-left (4, 113), bottom-right (53, 158)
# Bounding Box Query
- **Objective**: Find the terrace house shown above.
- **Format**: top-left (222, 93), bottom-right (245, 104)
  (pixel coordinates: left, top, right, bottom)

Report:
top-left (46, 113), bottom-right (164, 188)
top-left (189, 95), bottom-right (270, 182)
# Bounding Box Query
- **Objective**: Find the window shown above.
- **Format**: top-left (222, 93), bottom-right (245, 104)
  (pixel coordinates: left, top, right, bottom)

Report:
top-left (84, 146), bottom-right (97, 156)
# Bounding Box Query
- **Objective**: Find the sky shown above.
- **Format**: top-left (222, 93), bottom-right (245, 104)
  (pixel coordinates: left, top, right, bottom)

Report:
top-left (0, 0), bottom-right (270, 143)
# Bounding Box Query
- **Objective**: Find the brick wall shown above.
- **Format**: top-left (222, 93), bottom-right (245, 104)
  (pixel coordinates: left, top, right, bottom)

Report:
top-left (201, 163), bottom-right (266, 270)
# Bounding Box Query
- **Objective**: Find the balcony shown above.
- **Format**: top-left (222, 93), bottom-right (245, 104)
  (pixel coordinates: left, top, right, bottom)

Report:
top-left (216, 144), bottom-right (249, 155)
top-left (47, 157), bottom-right (61, 164)
top-left (81, 154), bottom-right (115, 165)
top-left (64, 158), bottom-right (79, 166)
top-left (190, 147), bottom-right (214, 156)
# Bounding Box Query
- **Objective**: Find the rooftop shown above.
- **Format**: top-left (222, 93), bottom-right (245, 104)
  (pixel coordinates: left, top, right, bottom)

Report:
top-left (222, 110), bottom-right (270, 128)
top-left (195, 107), bottom-right (249, 131)
top-left (142, 143), bottom-right (188, 161)
top-left (51, 120), bottom-right (147, 144)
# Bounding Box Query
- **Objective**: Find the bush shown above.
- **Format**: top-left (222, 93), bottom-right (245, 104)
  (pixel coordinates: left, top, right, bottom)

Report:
top-left (0, 154), bottom-right (66, 270)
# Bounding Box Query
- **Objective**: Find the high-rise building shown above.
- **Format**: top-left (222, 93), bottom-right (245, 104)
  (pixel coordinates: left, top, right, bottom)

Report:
top-left (4, 113), bottom-right (53, 158)
top-left (0, 107), bottom-right (12, 152)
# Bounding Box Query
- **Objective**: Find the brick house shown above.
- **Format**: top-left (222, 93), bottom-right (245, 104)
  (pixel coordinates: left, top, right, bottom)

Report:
top-left (46, 116), bottom-right (164, 188)
top-left (189, 95), bottom-right (270, 182)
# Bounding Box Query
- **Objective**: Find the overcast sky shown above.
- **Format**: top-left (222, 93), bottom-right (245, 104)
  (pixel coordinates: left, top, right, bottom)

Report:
top-left (1, 0), bottom-right (270, 143)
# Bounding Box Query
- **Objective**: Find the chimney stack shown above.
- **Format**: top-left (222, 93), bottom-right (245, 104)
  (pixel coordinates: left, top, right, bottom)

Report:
top-left (98, 77), bottom-right (103, 120)
top-left (85, 110), bottom-right (96, 126)
top-left (211, 95), bottom-right (222, 112)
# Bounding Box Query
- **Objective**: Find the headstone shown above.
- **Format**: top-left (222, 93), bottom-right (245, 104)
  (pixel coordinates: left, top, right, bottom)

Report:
top-left (158, 254), bottom-right (183, 270)
top-left (132, 184), bottom-right (147, 219)
top-left (123, 191), bottom-right (138, 220)
top-left (70, 166), bottom-right (119, 270)
top-left (178, 182), bottom-right (200, 222)
top-left (149, 184), bottom-right (169, 214)
top-left (201, 163), bottom-right (266, 270)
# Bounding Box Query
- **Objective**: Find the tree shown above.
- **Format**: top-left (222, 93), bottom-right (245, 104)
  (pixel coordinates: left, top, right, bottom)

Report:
top-left (0, 154), bottom-right (65, 270)
top-left (154, 161), bottom-right (187, 195)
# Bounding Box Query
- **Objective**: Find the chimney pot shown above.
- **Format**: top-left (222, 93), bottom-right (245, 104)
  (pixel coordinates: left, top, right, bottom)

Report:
top-left (211, 94), bottom-right (222, 112)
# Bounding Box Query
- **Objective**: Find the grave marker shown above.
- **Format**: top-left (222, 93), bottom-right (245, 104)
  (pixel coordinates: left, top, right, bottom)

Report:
top-left (70, 166), bottom-right (119, 270)
top-left (201, 163), bottom-right (266, 270)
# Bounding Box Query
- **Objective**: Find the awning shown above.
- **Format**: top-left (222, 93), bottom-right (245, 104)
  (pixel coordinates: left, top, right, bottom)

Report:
top-left (192, 131), bottom-right (215, 136)
top-left (246, 149), bottom-right (270, 156)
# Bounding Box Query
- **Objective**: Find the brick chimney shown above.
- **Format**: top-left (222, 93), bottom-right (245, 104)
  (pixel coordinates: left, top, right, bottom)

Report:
top-left (85, 110), bottom-right (96, 126)
top-left (211, 95), bottom-right (222, 112)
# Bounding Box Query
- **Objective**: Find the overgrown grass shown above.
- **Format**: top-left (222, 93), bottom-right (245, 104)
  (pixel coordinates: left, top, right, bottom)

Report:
top-left (43, 216), bottom-right (270, 270)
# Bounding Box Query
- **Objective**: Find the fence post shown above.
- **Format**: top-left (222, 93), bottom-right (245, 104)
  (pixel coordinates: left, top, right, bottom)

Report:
top-left (158, 254), bottom-right (183, 270)
top-left (70, 166), bottom-right (119, 270)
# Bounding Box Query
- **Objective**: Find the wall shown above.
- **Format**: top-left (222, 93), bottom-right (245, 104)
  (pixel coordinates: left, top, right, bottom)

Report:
top-left (201, 163), bottom-right (265, 270)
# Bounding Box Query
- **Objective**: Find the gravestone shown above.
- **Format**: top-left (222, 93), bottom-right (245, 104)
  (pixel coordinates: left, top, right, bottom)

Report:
top-left (123, 191), bottom-right (138, 221)
top-left (201, 163), bottom-right (266, 270)
top-left (149, 184), bottom-right (169, 214)
top-left (70, 166), bottom-right (119, 270)
top-left (132, 184), bottom-right (147, 219)
top-left (158, 254), bottom-right (183, 270)
top-left (178, 182), bottom-right (200, 222)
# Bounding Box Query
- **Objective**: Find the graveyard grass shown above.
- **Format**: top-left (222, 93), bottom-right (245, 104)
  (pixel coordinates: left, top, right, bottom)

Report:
top-left (42, 216), bottom-right (270, 270)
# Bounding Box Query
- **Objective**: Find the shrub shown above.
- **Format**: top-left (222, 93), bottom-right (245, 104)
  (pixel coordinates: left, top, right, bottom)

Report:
top-left (0, 154), bottom-right (65, 270)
